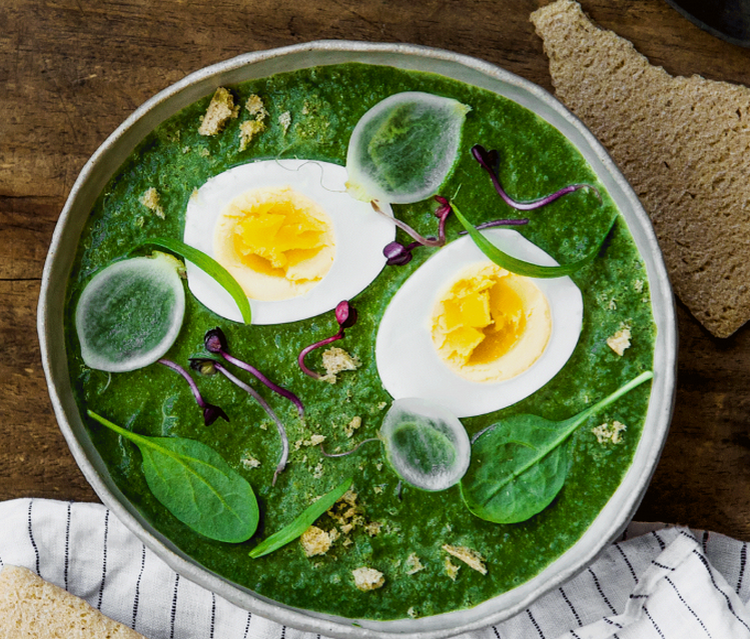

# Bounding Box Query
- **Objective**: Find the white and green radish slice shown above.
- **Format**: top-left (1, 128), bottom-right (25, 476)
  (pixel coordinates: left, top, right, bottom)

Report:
top-left (75, 252), bottom-right (185, 373)
top-left (345, 92), bottom-right (470, 204)
top-left (380, 397), bottom-right (471, 491)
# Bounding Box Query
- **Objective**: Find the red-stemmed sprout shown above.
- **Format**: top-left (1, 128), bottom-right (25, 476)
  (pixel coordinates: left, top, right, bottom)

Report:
top-left (472, 144), bottom-right (601, 210)
top-left (204, 327), bottom-right (304, 419)
top-left (298, 301), bottom-right (357, 379)
top-left (158, 358), bottom-right (228, 426)
top-left (381, 196), bottom-right (530, 265)
top-left (190, 357), bottom-right (289, 485)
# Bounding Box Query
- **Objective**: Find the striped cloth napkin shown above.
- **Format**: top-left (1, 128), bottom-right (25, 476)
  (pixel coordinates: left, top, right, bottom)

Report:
top-left (1, 498), bottom-right (749, 639)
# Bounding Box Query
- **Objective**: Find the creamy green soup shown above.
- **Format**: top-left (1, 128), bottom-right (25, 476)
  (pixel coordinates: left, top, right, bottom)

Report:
top-left (65, 63), bottom-right (654, 620)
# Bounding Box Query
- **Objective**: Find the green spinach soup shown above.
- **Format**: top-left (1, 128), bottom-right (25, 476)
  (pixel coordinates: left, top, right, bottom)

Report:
top-left (65, 62), bottom-right (655, 620)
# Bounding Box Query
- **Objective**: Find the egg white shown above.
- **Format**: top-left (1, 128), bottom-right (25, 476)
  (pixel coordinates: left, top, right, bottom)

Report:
top-left (183, 159), bottom-right (395, 324)
top-left (375, 230), bottom-right (584, 418)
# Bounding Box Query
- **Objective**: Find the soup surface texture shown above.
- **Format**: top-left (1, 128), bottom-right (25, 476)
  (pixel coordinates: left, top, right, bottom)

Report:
top-left (65, 62), bottom-right (655, 620)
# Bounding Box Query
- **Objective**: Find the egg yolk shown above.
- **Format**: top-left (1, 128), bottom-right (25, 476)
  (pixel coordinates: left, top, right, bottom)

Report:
top-left (430, 263), bottom-right (551, 382)
top-left (213, 186), bottom-right (335, 301)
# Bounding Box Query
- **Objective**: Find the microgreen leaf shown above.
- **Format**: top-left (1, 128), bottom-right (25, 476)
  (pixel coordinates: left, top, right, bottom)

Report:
top-left (87, 409), bottom-right (259, 542)
top-left (460, 371), bottom-right (653, 524)
top-left (451, 202), bottom-right (616, 279)
top-left (136, 237), bottom-right (252, 324)
top-left (249, 476), bottom-right (354, 558)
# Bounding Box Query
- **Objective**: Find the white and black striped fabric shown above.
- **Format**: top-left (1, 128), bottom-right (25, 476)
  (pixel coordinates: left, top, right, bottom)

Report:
top-left (2, 498), bottom-right (750, 639)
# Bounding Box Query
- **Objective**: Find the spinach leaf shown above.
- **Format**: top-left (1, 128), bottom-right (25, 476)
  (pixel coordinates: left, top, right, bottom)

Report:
top-left (249, 476), bottom-right (353, 558)
top-left (88, 410), bottom-right (259, 543)
top-left (451, 202), bottom-right (616, 278)
top-left (460, 371), bottom-right (653, 524)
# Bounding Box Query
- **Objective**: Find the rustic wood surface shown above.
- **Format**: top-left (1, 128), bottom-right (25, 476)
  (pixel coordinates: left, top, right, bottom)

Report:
top-left (3, 0), bottom-right (750, 538)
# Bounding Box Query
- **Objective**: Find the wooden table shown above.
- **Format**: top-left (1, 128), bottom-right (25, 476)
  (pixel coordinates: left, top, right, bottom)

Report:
top-left (3, 0), bottom-right (750, 539)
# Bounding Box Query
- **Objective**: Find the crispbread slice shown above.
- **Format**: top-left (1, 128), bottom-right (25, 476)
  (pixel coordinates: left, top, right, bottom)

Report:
top-left (0, 565), bottom-right (146, 639)
top-left (531, 0), bottom-right (750, 338)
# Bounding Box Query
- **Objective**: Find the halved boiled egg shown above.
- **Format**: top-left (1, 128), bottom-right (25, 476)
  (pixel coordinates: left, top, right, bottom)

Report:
top-left (375, 230), bottom-right (583, 417)
top-left (184, 159), bottom-right (395, 324)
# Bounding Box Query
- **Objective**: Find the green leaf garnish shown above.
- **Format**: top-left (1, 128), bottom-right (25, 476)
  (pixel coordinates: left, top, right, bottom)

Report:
top-left (451, 202), bottom-right (616, 278)
top-left (459, 371), bottom-right (653, 524)
top-left (88, 410), bottom-right (259, 543)
top-left (136, 237), bottom-right (252, 324)
top-left (249, 476), bottom-right (353, 558)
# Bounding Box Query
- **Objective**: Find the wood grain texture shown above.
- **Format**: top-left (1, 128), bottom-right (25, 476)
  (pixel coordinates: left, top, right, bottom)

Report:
top-left (3, 0), bottom-right (750, 537)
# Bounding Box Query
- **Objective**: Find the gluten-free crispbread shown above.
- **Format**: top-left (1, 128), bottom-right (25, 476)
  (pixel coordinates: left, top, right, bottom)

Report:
top-left (0, 565), bottom-right (145, 639)
top-left (531, 0), bottom-right (750, 338)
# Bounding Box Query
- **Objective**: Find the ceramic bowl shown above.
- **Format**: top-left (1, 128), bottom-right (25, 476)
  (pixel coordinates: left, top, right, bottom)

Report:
top-left (38, 41), bottom-right (677, 638)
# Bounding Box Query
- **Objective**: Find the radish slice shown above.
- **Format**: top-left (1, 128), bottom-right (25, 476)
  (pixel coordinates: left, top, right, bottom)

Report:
top-left (345, 92), bottom-right (470, 204)
top-left (75, 253), bottom-right (185, 373)
top-left (380, 397), bottom-right (471, 492)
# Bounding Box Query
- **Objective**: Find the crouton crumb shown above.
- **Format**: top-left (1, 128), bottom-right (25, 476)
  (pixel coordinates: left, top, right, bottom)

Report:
top-left (344, 416), bottom-right (362, 438)
top-left (352, 567), bottom-right (385, 591)
top-left (245, 94), bottom-right (268, 120)
top-left (444, 557), bottom-right (460, 581)
top-left (607, 327), bottom-right (632, 356)
top-left (405, 553), bottom-right (424, 575)
top-left (279, 111), bottom-right (292, 133)
top-left (442, 544), bottom-right (487, 575)
top-left (592, 420), bottom-right (627, 445)
top-left (321, 347), bottom-right (361, 384)
top-left (198, 87), bottom-right (239, 136)
top-left (364, 521), bottom-right (382, 537)
top-left (300, 526), bottom-right (332, 557)
top-left (239, 120), bottom-right (265, 151)
top-left (139, 187), bottom-right (165, 219)
top-left (240, 455), bottom-right (261, 469)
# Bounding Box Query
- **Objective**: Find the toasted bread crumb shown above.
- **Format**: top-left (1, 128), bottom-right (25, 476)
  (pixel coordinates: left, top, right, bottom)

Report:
top-left (592, 420), bottom-right (627, 445)
top-left (279, 111), bottom-right (292, 133)
top-left (139, 187), bottom-right (164, 219)
top-left (240, 455), bottom-right (261, 469)
top-left (444, 557), bottom-right (460, 581)
top-left (352, 567), bottom-right (385, 591)
top-left (0, 565), bottom-right (145, 638)
top-left (300, 525), bottom-right (332, 557)
top-left (442, 544), bottom-right (487, 575)
top-left (405, 553), bottom-right (425, 575)
top-left (198, 87), bottom-right (239, 136)
top-left (344, 416), bottom-right (362, 438)
top-left (607, 327), bottom-right (632, 356)
top-left (321, 347), bottom-right (361, 384)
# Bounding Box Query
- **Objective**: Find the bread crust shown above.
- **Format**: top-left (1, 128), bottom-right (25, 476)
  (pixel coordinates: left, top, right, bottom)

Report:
top-left (0, 565), bottom-right (146, 639)
top-left (532, 0), bottom-right (750, 338)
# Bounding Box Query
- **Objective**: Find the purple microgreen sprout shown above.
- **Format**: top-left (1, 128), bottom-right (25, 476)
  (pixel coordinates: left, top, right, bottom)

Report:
top-left (190, 357), bottom-right (289, 485)
top-left (380, 196), bottom-right (455, 266)
top-left (158, 358), bottom-right (228, 426)
top-left (298, 301), bottom-right (357, 380)
top-left (319, 438), bottom-right (380, 458)
top-left (472, 144), bottom-right (601, 210)
top-left (204, 327), bottom-right (304, 419)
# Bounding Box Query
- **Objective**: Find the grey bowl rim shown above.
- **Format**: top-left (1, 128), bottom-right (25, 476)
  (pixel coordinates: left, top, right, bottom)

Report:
top-left (38, 39), bottom-right (678, 639)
